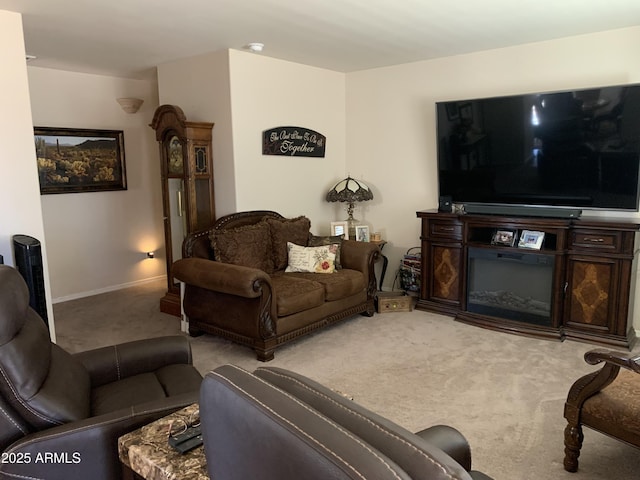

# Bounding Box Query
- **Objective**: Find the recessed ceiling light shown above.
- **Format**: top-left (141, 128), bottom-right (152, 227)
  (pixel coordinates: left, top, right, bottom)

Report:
top-left (246, 43), bottom-right (264, 53)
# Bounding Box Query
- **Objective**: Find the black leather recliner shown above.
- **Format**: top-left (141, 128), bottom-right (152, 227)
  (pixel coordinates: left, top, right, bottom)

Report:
top-left (201, 364), bottom-right (493, 479)
top-left (0, 265), bottom-right (203, 480)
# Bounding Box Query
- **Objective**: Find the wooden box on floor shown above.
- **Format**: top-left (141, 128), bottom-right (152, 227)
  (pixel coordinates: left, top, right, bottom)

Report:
top-left (376, 292), bottom-right (412, 313)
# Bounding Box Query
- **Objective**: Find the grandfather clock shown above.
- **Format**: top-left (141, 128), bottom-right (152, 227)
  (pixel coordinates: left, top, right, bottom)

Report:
top-left (151, 105), bottom-right (215, 316)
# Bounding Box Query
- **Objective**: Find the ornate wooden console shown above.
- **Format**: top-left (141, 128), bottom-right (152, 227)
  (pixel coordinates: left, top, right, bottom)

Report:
top-left (416, 210), bottom-right (640, 348)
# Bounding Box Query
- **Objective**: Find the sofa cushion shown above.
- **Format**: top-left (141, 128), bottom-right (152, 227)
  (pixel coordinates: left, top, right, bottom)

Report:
top-left (266, 216), bottom-right (311, 271)
top-left (286, 269), bottom-right (365, 302)
top-left (210, 222), bottom-right (274, 273)
top-left (308, 234), bottom-right (344, 269)
top-left (0, 314), bottom-right (91, 430)
top-left (90, 373), bottom-right (167, 416)
top-left (285, 242), bottom-right (337, 274)
top-left (271, 273), bottom-right (324, 317)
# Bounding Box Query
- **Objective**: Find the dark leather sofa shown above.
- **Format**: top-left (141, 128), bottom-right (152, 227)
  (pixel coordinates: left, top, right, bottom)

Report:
top-left (173, 210), bottom-right (380, 361)
top-left (0, 265), bottom-right (203, 480)
top-left (201, 364), bottom-right (494, 479)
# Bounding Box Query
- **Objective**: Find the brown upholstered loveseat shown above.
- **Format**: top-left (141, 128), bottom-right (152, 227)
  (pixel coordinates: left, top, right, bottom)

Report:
top-left (172, 210), bottom-right (380, 361)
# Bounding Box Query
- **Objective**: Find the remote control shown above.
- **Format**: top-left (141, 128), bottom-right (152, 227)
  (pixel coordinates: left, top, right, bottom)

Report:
top-left (168, 425), bottom-right (203, 453)
top-left (169, 432), bottom-right (203, 454)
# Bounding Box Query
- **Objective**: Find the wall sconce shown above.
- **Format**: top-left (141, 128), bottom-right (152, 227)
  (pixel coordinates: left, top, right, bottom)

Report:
top-left (117, 97), bottom-right (144, 114)
top-left (146, 251), bottom-right (155, 259)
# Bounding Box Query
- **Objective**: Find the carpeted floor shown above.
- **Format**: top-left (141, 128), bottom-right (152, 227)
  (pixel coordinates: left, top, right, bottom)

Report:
top-left (54, 278), bottom-right (640, 480)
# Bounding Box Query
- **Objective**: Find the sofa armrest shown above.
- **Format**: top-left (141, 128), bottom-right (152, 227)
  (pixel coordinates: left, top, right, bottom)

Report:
top-left (565, 348), bottom-right (640, 420)
top-left (173, 257), bottom-right (271, 298)
top-left (584, 348), bottom-right (640, 371)
top-left (340, 239), bottom-right (380, 273)
top-left (74, 336), bottom-right (193, 388)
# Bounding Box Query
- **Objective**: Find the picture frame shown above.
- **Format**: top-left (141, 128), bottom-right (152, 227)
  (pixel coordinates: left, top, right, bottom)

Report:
top-left (355, 225), bottom-right (370, 242)
top-left (330, 221), bottom-right (349, 240)
top-left (491, 229), bottom-right (516, 247)
top-left (34, 127), bottom-right (127, 194)
top-left (518, 230), bottom-right (545, 250)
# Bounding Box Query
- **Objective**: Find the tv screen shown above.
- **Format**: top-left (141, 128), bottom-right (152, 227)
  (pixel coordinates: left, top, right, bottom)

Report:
top-left (437, 84), bottom-right (640, 211)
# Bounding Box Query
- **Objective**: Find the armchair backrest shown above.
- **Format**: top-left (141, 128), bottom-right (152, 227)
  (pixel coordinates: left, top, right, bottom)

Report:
top-left (0, 266), bottom-right (90, 448)
top-left (254, 367), bottom-right (472, 480)
top-left (200, 365), bottom-right (473, 480)
top-left (183, 210), bottom-right (283, 259)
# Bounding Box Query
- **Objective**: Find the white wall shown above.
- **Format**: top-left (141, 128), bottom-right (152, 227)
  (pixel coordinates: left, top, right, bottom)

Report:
top-left (346, 26), bottom-right (640, 324)
top-left (0, 11), bottom-right (55, 335)
top-left (227, 50), bottom-right (346, 232)
top-left (27, 67), bottom-right (164, 301)
top-left (158, 49), bottom-right (347, 234)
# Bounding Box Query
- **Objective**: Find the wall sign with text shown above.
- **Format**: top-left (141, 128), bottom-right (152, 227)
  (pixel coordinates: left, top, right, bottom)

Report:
top-left (262, 126), bottom-right (326, 157)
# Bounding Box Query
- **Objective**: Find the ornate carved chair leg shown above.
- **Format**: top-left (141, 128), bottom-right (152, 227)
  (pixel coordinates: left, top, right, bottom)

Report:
top-left (563, 423), bottom-right (584, 472)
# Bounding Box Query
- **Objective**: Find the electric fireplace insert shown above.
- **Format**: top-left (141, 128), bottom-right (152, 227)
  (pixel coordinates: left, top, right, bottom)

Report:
top-left (467, 247), bottom-right (555, 326)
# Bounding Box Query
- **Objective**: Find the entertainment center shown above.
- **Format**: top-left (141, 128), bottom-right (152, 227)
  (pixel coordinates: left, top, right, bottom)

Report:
top-left (422, 82), bottom-right (640, 348)
top-left (415, 210), bottom-right (640, 348)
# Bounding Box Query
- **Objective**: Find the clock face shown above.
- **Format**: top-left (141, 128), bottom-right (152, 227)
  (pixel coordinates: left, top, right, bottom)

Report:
top-left (168, 136), bottom-right (183, 174)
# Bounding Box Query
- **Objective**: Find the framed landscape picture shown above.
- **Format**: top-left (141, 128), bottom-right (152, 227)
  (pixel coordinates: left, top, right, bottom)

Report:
top-left (34, 127), bottom-right (127, 194)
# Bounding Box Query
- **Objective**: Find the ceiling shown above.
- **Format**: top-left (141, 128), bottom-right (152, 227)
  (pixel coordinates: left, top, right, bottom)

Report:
top-left (2, 0), bottom-right (640, 80)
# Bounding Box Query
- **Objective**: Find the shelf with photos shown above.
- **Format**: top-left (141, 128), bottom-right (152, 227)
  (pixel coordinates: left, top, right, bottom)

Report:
top-left (467, 225), bottom-right (556, 251)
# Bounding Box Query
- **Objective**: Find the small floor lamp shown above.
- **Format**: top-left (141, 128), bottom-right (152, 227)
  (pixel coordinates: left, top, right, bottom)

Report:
top-left (326, 176), bottom-right (373, 238)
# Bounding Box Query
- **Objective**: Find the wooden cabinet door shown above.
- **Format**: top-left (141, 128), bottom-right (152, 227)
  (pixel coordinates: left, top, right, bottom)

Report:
top-left (429, 244), bottom-right (462, 305)
top-left (564, 256), bottom-right (619, 334)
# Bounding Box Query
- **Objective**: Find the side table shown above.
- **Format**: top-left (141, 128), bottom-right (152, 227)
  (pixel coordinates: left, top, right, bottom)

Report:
top-left (371, 240), bottom-right (388, 290)
top-left (118, 403), bottom-right (208, 480)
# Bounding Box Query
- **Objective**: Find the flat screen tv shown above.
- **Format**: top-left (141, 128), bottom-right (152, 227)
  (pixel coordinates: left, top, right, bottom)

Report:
top-left (437, 84), bottom-right (640, 212)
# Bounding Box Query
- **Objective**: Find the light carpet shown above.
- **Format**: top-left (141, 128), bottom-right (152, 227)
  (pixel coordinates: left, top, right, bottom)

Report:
top-left (54, 278), bottom-right (640, 480)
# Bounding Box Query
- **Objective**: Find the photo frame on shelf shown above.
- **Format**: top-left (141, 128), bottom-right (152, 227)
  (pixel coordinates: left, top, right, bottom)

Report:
top-left (518, 230), bottom-right (545, 249)
top-left (330, 221), bottom-right (349, 239)
top-left (34, 127), bottom-right (127, 194)
top-left (355, 225), bottom-right (370, 242)
top-left (491, 229), bottom-right (516, 247)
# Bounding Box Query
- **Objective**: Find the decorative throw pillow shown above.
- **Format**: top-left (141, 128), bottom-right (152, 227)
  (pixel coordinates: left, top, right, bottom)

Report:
top-left (308, 234), bottom-right (344, 269)
top-left (210, 222), bottom-right (274, 273)
top-left (266, 216), bottom-right (312, 271)
top-left (285, 242), bottom-right (337, 274)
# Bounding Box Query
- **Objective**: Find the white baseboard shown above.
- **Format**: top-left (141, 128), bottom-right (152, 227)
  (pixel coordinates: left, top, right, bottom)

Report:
top-left (52, 275), bottom-right (166, 304)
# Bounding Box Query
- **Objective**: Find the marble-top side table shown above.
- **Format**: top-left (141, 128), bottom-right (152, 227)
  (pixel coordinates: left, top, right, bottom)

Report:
top-left (118, 403), bottom-right (208, 480)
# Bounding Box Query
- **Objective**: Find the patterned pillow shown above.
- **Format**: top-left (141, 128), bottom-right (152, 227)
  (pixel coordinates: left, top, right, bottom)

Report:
top-left (308, 234), bottom-right (344, 269)
top-left (285, 242), bottom-right (337, 274)
top-left (210, 222), bottom-right (274, 273)
top-left (266, 216), bottom-right (311, 271)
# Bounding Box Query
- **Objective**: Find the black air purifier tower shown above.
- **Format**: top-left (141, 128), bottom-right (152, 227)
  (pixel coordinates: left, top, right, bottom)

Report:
top-left (13, 234), bottom-right (48, 327)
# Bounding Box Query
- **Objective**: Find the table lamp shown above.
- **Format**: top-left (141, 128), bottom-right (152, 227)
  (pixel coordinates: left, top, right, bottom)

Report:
top-left (326, 176), bottom-right (373, 238)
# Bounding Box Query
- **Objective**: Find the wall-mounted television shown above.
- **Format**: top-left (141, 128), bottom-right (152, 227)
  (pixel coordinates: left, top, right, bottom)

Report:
top-left (437, 84), bottom-right (640, 213)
